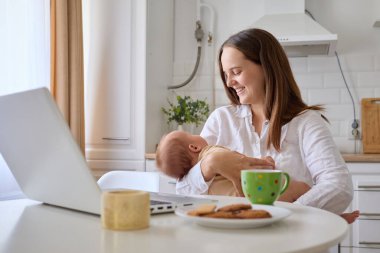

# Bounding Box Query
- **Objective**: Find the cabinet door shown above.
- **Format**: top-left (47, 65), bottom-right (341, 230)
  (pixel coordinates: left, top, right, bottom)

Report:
top-left (341, 247), bottom-right (380, 253)
top-left (357, 219), bottom-right (380, 247)
top-left (85, 0), bottom-right (132, 155)
top-left (84, 0), bottom-right (146, 169)
top-left (341, 169), bottom-right (380, 249)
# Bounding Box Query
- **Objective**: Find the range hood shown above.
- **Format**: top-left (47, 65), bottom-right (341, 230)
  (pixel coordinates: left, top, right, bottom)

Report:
top-left (253, 8), bottom-right (337, 57)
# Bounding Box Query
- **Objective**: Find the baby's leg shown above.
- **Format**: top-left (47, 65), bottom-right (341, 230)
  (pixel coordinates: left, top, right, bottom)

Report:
top-left (340, 210), bottom-right (360, 224)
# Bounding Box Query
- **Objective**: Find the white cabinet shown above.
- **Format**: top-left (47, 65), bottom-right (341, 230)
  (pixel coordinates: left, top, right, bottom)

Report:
top-left (84, 0), bottom-right (173, 178)
top-left (84, 0), bottom-right (146, 175)
top-left (341, 248), bottom-right (380, 253)
top-left (340, 163), bottom-right (380, 252)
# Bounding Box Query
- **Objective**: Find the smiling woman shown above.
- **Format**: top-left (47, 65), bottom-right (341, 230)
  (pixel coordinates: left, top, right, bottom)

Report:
top-left (0, 0), bottom-right (50, 199)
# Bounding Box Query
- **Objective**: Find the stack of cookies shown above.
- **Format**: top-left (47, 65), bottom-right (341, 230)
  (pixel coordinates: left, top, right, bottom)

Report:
top-left (187, 203), bottom-right (272, 219)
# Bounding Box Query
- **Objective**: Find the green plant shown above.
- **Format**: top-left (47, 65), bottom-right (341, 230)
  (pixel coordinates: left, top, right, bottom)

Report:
top-left (162, 95), bottom-right (210, 127)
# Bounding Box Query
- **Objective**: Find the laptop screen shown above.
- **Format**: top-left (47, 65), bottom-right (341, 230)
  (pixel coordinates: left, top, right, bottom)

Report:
top-left (0, 88), bottom-right (101, 214)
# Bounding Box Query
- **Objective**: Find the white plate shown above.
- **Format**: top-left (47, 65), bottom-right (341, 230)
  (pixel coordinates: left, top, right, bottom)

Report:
top-left (175, 204), bottom-right (292, 229)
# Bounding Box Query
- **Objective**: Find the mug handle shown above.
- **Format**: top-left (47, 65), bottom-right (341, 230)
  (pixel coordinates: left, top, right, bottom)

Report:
top-left (280, 172), bottom-right (290, 194)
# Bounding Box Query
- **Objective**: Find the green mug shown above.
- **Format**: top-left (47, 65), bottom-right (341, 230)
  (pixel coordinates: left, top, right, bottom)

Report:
top-left (241, 169), bottom-right (290, 205)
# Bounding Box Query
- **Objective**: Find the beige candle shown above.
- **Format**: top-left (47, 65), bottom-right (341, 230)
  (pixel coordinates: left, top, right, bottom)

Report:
top-left (101, 190), bottom-right (150, 230)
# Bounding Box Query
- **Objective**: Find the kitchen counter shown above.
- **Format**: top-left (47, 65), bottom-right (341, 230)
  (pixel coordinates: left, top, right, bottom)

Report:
top-left (341, 153), bottom-right (380, 162)
top-left (145, 153), bottom-right (156, 160)
top-left (146, 153), bottom-right (380, 163)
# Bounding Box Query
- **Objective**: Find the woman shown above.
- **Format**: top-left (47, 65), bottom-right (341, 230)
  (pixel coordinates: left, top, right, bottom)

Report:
top-left (176, 28), bottom-right (353, 214)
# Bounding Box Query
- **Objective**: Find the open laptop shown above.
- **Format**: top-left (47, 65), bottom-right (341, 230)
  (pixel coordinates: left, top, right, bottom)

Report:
top-left (0, 88), bottom-right (215, 215)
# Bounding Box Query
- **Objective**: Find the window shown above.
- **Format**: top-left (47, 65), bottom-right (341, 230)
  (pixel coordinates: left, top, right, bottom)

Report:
top-left (0, 0), bottom-right (50, 199)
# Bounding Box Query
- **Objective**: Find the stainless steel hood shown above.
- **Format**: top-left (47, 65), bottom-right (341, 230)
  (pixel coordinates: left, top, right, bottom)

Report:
top-left (253, 4), bottom-right (337, 57)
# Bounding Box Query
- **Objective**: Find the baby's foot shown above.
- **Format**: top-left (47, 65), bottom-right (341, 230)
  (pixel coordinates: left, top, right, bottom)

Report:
top-left (340, 210), bottom-right (360, 224)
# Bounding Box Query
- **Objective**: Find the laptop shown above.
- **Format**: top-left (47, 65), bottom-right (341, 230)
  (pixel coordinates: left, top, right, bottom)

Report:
top-left (0, 88), bottom-right (215, 215)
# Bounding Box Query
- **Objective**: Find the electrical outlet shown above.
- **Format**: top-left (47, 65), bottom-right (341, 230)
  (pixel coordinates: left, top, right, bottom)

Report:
top-left (349, 129), bottom-right (361, 140)
top-left (348, 120), bottom-right (361, 140)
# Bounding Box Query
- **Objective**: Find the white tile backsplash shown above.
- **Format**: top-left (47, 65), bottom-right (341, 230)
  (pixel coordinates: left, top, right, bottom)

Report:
top-left (308, 57), bottom-right (341, 73)
top-left (375, 55), bottom-right (380, 71)
top-left (357, 71), bottom-right (380, 87)
top-left (324, 104), bottom-right (356, 120)
top-left (343, 54), bottom-right (375, 72)
top-left (308, 88), bottom-right (341, 105)
top-left (333, 137), bottom-right (361, 154)
top-left (376, 88), bottom-right (380, 97)
top-left (323, 72), bottom-right (356, 88)
top-left (295, 73), bottom-right (324, 89)
top-left (328, 120), bottom-right (341, 136)
top-left (289, 58), bottom-right (308, 73)
top-left (340, 88), bottom-right (374, 104)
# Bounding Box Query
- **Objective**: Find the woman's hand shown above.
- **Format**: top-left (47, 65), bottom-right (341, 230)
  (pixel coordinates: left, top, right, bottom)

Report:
top-left (278, 180), bottom-right (311, 202)
top-left (200, 151), bottom-right (274, 196)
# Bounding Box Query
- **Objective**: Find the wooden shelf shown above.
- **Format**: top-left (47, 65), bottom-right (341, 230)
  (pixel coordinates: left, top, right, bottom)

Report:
top-left (342, 153), bottom-right (380, 163)
top-left (145, 153), bottom-right (156, 160)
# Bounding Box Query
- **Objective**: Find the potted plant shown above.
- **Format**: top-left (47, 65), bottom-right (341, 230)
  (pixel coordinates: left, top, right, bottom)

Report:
top-left (162, 95), bottom-right (210, 130)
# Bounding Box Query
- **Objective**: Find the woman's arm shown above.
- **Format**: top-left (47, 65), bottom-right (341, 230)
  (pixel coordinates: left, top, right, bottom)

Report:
top-left (176, 151), bottom-right (274, 195)
top-left (294, 112), bottom-right (353, 214)
top-left (200, 151), bottom-right (274, 196)
top-left (278, 180), bottom-right (311, 202)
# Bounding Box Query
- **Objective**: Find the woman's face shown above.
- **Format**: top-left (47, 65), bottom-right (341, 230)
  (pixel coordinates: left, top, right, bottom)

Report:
top-left (221, 46), bottom-right (266, 105)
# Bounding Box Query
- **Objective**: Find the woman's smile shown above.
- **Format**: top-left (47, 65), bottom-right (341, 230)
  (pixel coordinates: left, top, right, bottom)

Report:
top-left (235, 86), bottom-right (245, 96)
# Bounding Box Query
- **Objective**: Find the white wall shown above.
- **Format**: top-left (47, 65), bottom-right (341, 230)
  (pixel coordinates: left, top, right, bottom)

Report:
top-left (154, 0), bottom-right (380, 154)
top-left (145, 0), bottom-right (174, 152)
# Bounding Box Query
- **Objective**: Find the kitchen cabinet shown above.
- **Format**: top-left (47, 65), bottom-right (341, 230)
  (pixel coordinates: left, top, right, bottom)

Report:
top-left (84, 0), bottom-right (146, 176)
top-left (340, 162), bottom-right (380, 252)
top-left (84, 0), bottom-right (173, 178)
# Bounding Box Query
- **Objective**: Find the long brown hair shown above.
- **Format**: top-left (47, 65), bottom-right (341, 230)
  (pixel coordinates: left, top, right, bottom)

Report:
top-left (218, 28), bottom-right (325, 151)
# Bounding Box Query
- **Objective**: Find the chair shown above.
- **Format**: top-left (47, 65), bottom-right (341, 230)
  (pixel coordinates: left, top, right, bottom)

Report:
top-left (97, 170), bottom-right (160, 192)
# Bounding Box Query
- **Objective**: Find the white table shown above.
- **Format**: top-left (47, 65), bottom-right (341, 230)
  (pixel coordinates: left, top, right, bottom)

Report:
top-left (0, 197), bottom-right (347, 253)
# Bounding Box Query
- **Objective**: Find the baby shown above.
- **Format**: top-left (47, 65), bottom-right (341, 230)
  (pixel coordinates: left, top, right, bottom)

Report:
top-left (156, 130), bottom-right (309, 201)
top-left (156, 130), bottom-right (360, 224)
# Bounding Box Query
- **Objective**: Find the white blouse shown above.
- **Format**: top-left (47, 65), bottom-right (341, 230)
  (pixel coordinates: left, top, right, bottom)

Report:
top-left (176, 105), bottom-right (353, 214)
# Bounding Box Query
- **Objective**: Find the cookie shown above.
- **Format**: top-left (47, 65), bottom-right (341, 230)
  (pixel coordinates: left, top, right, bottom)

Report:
top-left (234, 209), bottom-right (272, 219)
top-left (202, 211), bottom-right (237, 219)
top-left (187, 204), bottom-right (217, 216)
top-left (217, 203), bottom-right (252, 212)
top-left (186, 203), bottom-right (272, 220)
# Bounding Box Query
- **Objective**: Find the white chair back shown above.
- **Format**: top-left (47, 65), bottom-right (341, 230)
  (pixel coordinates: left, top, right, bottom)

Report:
top-left (97, 171), bottom-right (160, 192)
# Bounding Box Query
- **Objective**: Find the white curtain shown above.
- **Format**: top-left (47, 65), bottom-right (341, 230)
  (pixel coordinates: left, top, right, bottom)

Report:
top-left (0, 0), bottom-right (50, 199)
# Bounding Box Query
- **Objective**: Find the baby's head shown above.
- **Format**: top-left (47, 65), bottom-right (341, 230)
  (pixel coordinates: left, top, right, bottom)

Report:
top-left (156, 130), bottom-right (207, 179)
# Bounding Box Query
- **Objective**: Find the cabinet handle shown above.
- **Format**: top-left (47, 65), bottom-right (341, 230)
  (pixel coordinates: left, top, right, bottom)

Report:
top-left (360, 213), bottom-right (380, 216)
top-left (102, 137), bottom-right (130, 141)
top-left (168, 181), bottom-right (177, 185)
top-left (359, 241), bottom-right (380, 245)
top-left (358, 185), bottom-right (380, 189)
top-left (360, 213), bottom-right (380, 217)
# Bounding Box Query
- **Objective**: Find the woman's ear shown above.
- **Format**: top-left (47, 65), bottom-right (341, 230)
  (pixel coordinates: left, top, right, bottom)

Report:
top-left (188, 144), bottom-right (201, 153)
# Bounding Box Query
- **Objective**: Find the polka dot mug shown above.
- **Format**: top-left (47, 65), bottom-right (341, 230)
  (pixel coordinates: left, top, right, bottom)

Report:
top-left (241, 169), bottom-right (290, 205)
